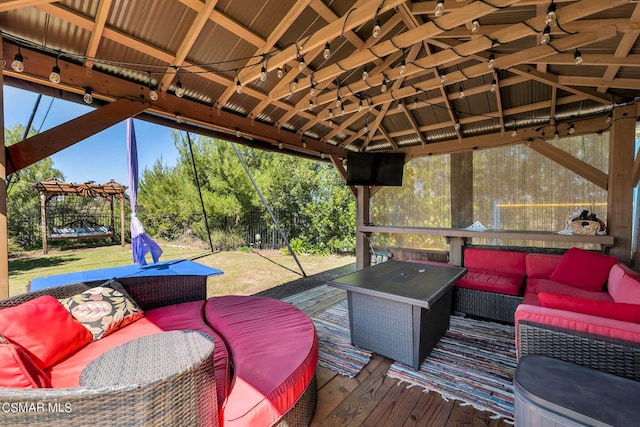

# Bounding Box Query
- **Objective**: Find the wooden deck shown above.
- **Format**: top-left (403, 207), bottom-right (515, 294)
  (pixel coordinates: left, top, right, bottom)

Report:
top-left (282, 285), bottom-right (511, 427)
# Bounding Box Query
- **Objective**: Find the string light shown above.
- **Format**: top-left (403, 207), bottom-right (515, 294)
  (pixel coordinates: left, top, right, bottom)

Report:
top-left (439, 70), bottom-right (446, 85)
top-left (291, 77), bottom-right (298, 91)
top-left (396, 100), bottom-right (402, 111)
top-left (413, 98), bottom-right (418, 109)
top-left (11, 46), bottom-right (24, 72)
top-left (568, 122), bottom-right (575, 135)
top-left (490, 79), bottom-right (497, 93)
top-left (362, 67), bottom-right (368, 81)
top-left (471, 19), bottom-right (480, 33)
top-left (606, 110), bottom-right (613, 123)
top-left (511, 122), bottom-right (517, 137)
top-left (458, 84), bottom-right (465, 99)
top-left (434, 0), bottom-right (444, 17)
top-left (454, 120), bottom-right (461, 131)
top-left (235, 129), bottom-right (241, 137)
top-left (175, 79), bottom-right (184, 97)
top-left (545, 2), bottom-right (557, 26)
top-left (83, 88), bottom-right (93, 104)
top-left (488, 52), bottom-right (496, 69)
top-left (323, 42), bottom-right (331, 60)
top-left (49, 57), bottom-right (61, 84)
top-left (381, 74), bottom-right (388, 93)
top-left (260, 65), bottom-right (267, 82)
top-left (399, 58), bottom-right (406, 75)
top-left (298, 55), bottom-right (306, 71)
top-left (368, 99), bottom-right (373, 111)
top-left (340, 104), bottom-right (345, 115)
top-left (540, 25), bottom-right (551, 45)
top-left (329, 109), bottom-right (334, 119)
top-left (236, 77), bottom-right (242, 94)
top-left (278, 142), bottom-right (283, 149)
top-left (372, 20), bottom-right (381, 38)
top-left (276, 67), bottom-right (284, 79)
top-left (310, 79), bottom-right (316, 96)
top-left (336, 94), bottom-right (342, 108)
top-left (574, 49), bottom-right (583, 66)
top-left (148, 74), bottom-right (158, 101)
top-left (358, 99), bottom-right (363, 112)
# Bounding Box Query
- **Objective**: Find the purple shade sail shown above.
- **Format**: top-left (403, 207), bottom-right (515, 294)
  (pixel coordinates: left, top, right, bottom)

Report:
top-left (127, 118), bottom-right (162, 265)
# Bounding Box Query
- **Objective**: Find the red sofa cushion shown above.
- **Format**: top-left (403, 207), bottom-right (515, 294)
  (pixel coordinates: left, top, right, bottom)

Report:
top-left (0, 341), bottom-right (51, 388)
top-left (525, 253), bottom-right (562, 279)
top-left (463, 248), bottom-right (527, 276)
top-left (0, 296), bottom-right (92, 369)
top-left (538, 292), bottom-right (640, 323)
top-left (523, 278), bottom-right (613, 306)
top-left (47, 301), bottom-right (230, 409)
top-left (608, 263), bottom-right (640, 304)
top-left (549, 248), bottom-right (618, 292)
top-left (204, 296), bottom-right (318, 427)
top-left (456, 270), bottom-right (524, 296)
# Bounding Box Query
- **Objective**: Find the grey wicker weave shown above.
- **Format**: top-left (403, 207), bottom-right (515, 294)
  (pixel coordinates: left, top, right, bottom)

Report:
top-left (453, 287), bottom-right (523, 324)
top-left (517, 320), bottom-right (640, 382)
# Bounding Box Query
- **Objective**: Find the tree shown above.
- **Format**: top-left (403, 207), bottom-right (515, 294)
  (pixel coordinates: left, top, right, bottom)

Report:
top-left (5, 124), bottom-right (64, 248)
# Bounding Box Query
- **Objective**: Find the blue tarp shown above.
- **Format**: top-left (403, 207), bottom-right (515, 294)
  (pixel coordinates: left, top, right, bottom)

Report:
top-left (29, 259), bottom-right (223, 291)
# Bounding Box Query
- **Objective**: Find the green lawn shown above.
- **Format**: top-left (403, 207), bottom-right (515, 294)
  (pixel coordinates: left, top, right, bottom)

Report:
top-left (8, 244), bottom-right (355, 297)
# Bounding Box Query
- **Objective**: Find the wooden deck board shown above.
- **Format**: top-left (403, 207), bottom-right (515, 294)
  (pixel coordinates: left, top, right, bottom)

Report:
top-left (283, 277), bottom-right (512, 427)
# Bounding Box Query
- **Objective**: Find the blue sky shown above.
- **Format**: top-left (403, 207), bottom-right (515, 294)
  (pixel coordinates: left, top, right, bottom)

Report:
top-left (4, 85), bottom-right (179, 186)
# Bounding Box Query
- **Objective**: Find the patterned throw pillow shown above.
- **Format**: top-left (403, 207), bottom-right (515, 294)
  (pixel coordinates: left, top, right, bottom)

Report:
top-left (59, 280), bottom-right (144, 341)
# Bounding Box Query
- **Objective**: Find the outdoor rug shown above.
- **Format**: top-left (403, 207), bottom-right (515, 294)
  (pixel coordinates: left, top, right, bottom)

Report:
top-left (386, 315), bottom-right (517, 422)
top-left (311, 300), bottom-right (372, 378)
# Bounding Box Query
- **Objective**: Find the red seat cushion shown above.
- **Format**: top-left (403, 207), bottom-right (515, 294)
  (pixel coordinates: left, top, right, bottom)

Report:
top-left (0, 341), bottom-right (51, 388)
top-left (456, 269), bottom-right (524, 296)
top-left (523, 278), bottom-right (614, 306)
top-left (538, 292), bottom-right (640, 323)
top-left (204, 296), bottom-right (318, 427)
top-left (47, 301), bottom-right (230, 409)
top-left (0, 296), bottom-right (93, 369)
top-left (549, 247), bottom-right (618, 292)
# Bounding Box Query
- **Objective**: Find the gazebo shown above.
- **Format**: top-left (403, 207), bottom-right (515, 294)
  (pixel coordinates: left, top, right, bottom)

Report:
top-left (32, 178), bottom-right (127, 254)
top-left (2, 0), bottom-right (640, 298)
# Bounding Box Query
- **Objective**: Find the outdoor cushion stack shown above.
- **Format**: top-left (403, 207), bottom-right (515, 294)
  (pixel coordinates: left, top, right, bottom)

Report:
top-left (0, 277), bottom-right (318, 426)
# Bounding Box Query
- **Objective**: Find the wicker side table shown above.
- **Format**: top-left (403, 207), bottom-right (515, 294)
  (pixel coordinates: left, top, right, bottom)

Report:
top-left (80, 330), bottom-right (218, 427)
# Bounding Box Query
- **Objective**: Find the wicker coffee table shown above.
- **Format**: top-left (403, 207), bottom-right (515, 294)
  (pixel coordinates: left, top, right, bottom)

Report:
top-left (328, 260), bottom-right (466, 370)
top-left (80, 330), bottom-right (218, 426)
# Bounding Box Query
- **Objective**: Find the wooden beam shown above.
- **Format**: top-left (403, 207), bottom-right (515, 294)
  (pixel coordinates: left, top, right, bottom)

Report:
top-left (557, 76), bottom-right (640, 90)
top-left (0, 52), bottom-right (8, 299)
top-left (330, 154), bottom-right (355, 197)
top-left (607, 105), bottom-right (636, 263)
top-left (84, 0), bottom-right (112, 68)
top-left (6, 99), bottom-right (148, 174)
top-left (0, 0), bottom-right (56, 13)
top-left (356, 185), bottom-right (371, 270)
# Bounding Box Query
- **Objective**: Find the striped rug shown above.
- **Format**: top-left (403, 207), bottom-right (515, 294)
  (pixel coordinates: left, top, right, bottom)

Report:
top-left (311, 300), bottom-right (372, 378)
top-left (386, 315), bottom-right (517, 422)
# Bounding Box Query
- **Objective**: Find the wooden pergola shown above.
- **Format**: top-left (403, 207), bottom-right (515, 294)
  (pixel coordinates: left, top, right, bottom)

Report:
top-left (32, 178), bottom-right (127, 254)
top-left (2, 0), bottom-right (640, 297)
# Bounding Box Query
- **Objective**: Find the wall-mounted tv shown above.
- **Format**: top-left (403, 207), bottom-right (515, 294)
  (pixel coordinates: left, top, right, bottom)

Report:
top-left (346, 151), bottom-right (405, 186)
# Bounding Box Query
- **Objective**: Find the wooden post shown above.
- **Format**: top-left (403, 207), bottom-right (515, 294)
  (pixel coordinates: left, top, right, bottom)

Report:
top-left (41, 193), bottom-right (48, 255)
top-left (110, 196), bottom-right (115, 244)
top-left (120, 196), bottom-right (126, 247)
top-left (356, 185), bottom-right (371, 270)
top-left (0, 59), bottom-right (8, 298)
top-left (607, 105), bottom-right (636, 264)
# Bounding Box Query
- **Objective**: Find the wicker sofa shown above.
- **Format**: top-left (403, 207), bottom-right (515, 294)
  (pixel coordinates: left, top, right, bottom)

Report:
top-left (0, 275), bottom-right (318, 427)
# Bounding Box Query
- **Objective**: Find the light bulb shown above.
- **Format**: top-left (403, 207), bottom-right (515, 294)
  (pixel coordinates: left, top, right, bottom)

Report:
top-left (454, 121), bottom-right (460, 131)
top-left (434, 0), bottom-right (444, 17)
top-left (358, 99), bottom-right (363, 112)
top-left (511, 128), bottom-right (517, 137)
top-left (540, 26), bottom-right (551, 45)
top-left (413, 98), bottom-right (418, 109)
top-left (298, 55), bottom-right (306, 71)
top-left (440, 71), bottom-right (446, 85)
top-left (323, 42), bottom-right (331, 60)
top-left (340, 105), bottom-right (345, 115)
top-left (175, 80), bottom-right (184, 97)
top-left (260, 66), bottom-right (267, 82)
top-left (292, 78), bottom-right (298, 91)
top-left (11, 52), bottom-right (24, 73)
top-left (329, 109), bottom-right (333, 119)
top-left (568, 123), bottom-right (575, 135)
top-left (488, 53), bottom-right (496, 69)
top-left (278, 143), bottom-right (283, 149)
top-left (381, 80), bottom-right (387, 93)
top-left (49, 64), bottom-right (61, 84)
top-left (176, 114), bottom-right (183, 124)
top-left (236, 79), bottom-right (242, 94)
top-left (397, 100), bottom-right (402, 111)
top-left (471, 19), bottom-right (480, 33)
top-left (149, 87), bottom-right (158, 101)
top-left (606, 111), bottom-right (613, 123)
top-left (309, 99), bottom-right (314, 108)
top-left (310, 83), bottom-right (315, 96)
top-left (490, 79), bottom-right (497, 93)
top-left (574, 49), bottom-right (583, 66)
top-left (336, 96), bottom-right (342, 108)
top-left (399, 59), bottom-right (406, 75)
top-left (276, 67), bottom-right (284, 79)
top-left (235, 129), bottom-right (241, 137)
top-left (363, 125), bottom-right (368, 134)
top-left (458, 86), bottom-right (465, 99)
top-left (368, 100), bottom-right (373, 111)
top-left (545, 3), bottom-right (557, 26)
top-left (83, 88), bottom-right (93, 104)
top-left (362, 67), bottom-right (368, 81)
top-left (372, 20), bottom-right (381, 38)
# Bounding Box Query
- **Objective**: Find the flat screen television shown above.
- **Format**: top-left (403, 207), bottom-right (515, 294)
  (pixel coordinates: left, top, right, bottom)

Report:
top-left (346, 151), bottom-right (405, 186)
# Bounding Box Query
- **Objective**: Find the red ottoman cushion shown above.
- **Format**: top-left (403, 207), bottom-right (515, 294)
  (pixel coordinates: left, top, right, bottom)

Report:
top-left (456, 269), bottom-right (524, 296)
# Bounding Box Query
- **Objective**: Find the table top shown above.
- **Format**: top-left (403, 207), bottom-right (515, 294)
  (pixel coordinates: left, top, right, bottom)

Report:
top-left (327, 260), bottom-right (466, 309)
top-left (30, 259), bottom-right (223, 291)
top-left (80, 330), bottom-right (214, 387)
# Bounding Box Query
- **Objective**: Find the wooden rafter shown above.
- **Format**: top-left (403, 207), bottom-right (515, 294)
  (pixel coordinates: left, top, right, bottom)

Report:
top-left (84, 0), bottom-right (112, 69)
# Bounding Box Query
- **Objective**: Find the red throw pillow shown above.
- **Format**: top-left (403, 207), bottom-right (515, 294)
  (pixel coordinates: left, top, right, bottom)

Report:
top-left (549, 247), bottom-right (618, 291)
top-left (0, 340), bottom-right (51, 388)
top-left (0, 296), bottom-right (93, 369)
top-left (538, 292), bottom-right (640, 323)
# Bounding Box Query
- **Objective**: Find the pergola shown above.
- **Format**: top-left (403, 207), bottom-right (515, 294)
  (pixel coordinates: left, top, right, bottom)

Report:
top-left (1, 0), bottom-right (640, 297)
